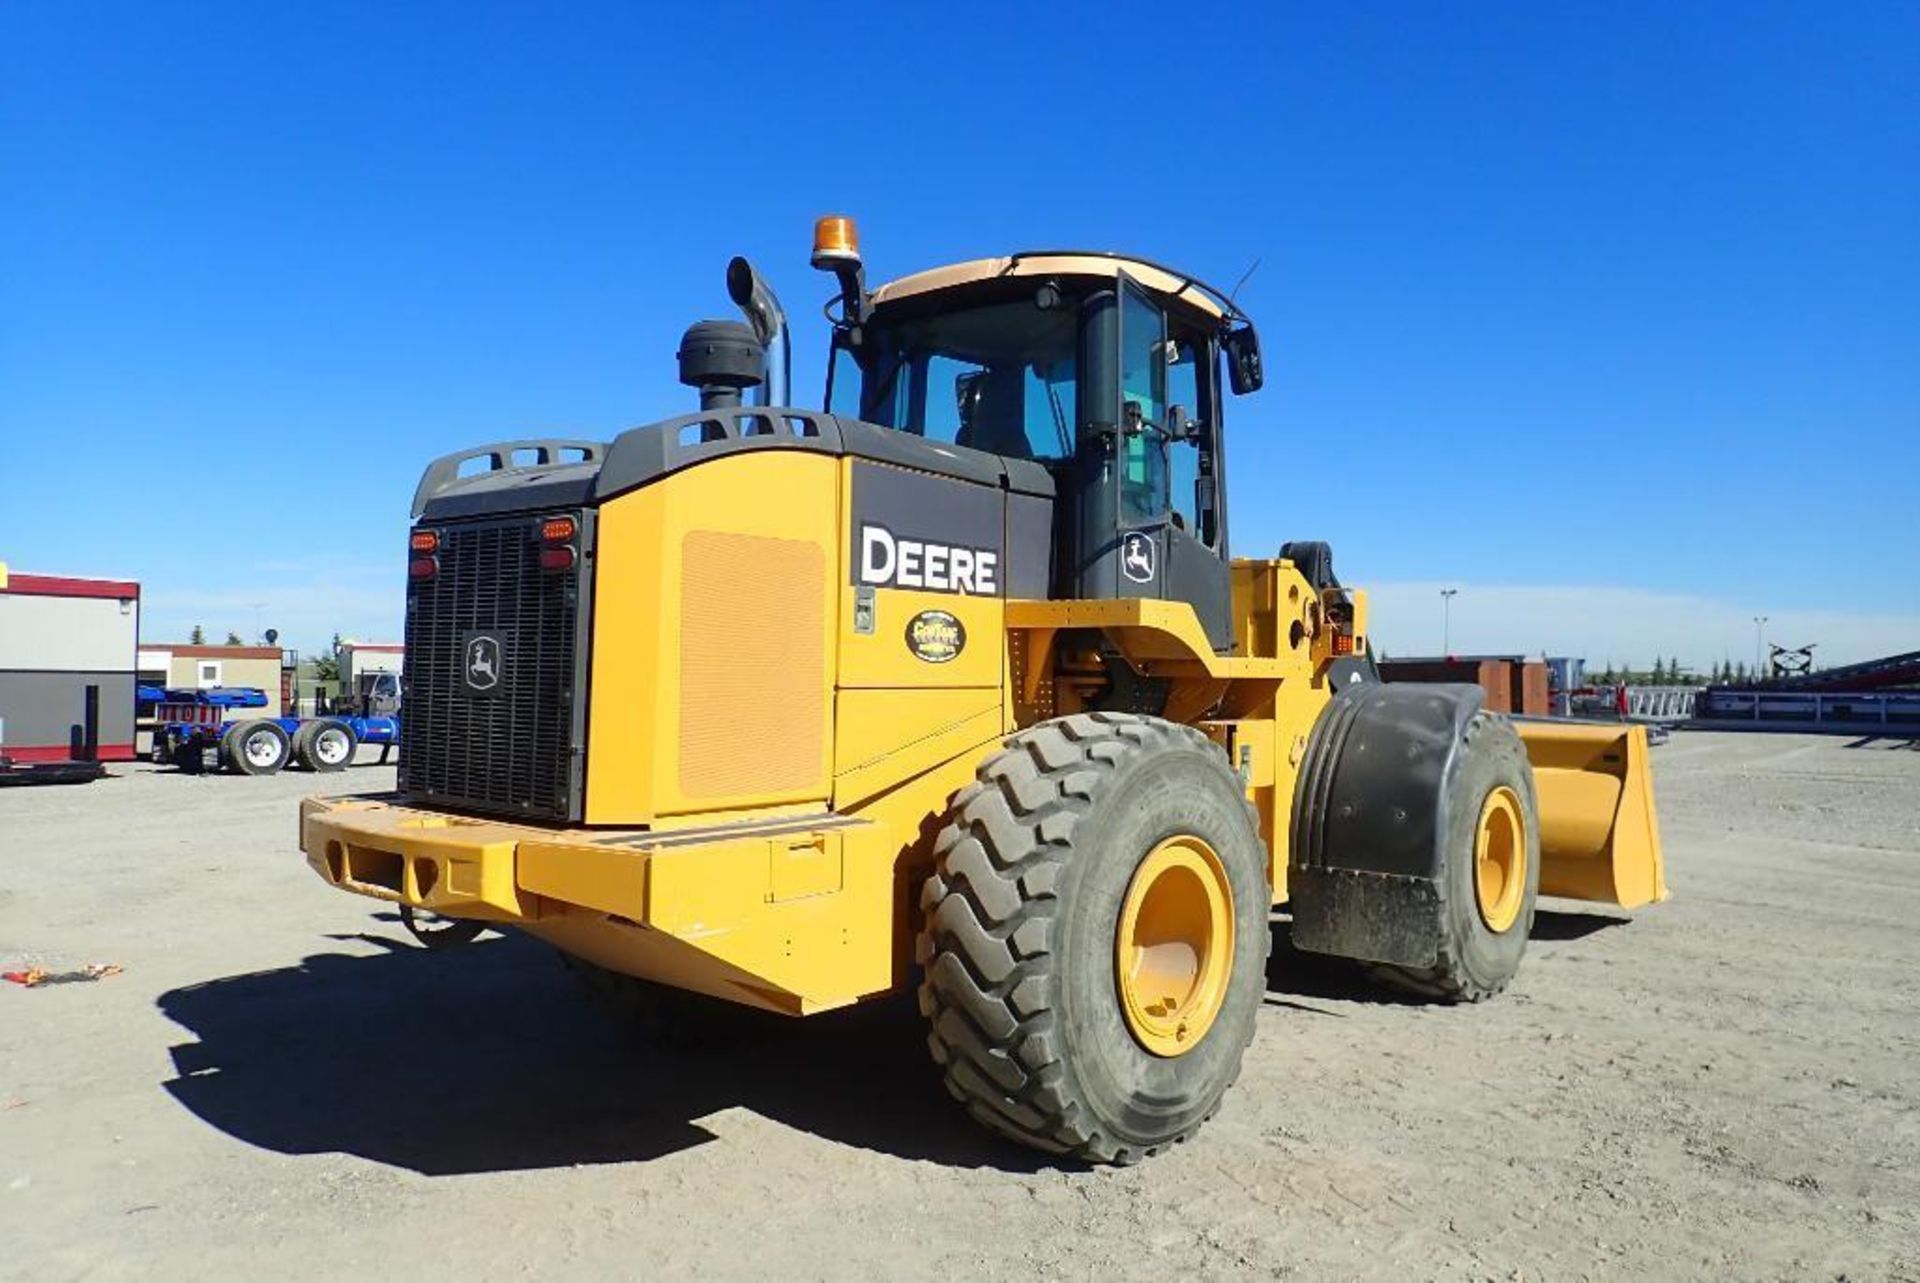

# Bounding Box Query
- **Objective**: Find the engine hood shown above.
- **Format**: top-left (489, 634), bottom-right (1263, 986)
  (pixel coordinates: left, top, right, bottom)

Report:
top-left (413, 409), bottom-right (1054, 524)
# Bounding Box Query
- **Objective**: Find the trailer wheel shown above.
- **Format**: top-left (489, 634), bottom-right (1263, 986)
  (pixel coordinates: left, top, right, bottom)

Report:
top-left (1366, 712), bottom-right (1541, 1002)
top-left (225, 720), bottom-right (290, 775)
top-left (176, 732), bottom-right (208, 774)
top-left (917, 712), bottom-right (1270, 1164)
top-left (294, 719), bottom-right (358, 772)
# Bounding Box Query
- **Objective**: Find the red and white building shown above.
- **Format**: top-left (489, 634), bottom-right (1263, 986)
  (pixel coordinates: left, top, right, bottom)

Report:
top-left (0, 564), bottom-right (141, 763)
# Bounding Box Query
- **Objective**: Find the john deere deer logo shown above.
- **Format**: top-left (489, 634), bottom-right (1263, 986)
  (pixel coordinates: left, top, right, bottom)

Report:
top-left (1121, 531), bottom-right (1156, 584)
top-left (463, 633), bottom-right (502, 693)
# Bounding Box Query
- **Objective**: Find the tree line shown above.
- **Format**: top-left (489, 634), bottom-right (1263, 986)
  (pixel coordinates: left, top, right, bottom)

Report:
top-left (1592, 658), bottom-right (1773, 686)
top-left (186, 624), bottom-right (247, 647)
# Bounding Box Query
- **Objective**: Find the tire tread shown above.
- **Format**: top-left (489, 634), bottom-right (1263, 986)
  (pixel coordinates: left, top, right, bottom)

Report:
top-left (917, 712), bottom-right (1267, 1163)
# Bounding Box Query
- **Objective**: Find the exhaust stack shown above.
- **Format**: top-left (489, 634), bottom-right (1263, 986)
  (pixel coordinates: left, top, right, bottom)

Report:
top-left (726, 256), bottom-right (789, 408)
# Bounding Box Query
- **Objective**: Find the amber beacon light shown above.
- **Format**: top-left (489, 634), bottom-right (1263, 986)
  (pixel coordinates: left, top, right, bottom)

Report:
top-left (811, 215), bottom-right (861, 267)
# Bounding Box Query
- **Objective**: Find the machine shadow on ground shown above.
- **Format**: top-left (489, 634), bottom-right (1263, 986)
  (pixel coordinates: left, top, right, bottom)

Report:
top-left (159, 905), bottom-right (1630, 1178)
top-left (1261, 907), bottom-right (1625, 1009)
top-left (1843, 734), bottom-right (1920, 751)
top-left (157, 925), bottom-right (1052, 1177)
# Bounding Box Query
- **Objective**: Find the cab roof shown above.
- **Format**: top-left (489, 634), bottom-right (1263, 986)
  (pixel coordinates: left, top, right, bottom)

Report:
top-left (870, 252), bottom-right (1241, 324)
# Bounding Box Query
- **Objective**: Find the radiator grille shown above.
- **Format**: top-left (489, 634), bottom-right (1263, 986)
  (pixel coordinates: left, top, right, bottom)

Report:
top-left (398, 512), bottom-right (590, 820)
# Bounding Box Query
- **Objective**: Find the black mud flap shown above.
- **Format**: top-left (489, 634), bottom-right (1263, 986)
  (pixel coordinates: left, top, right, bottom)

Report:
top-left (1288, 682), bottom-right (1485, 967)
top-left (1287, 867), bottom-right (1446, 968)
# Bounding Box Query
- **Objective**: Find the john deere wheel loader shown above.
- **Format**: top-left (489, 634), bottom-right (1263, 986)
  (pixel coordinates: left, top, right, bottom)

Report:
top-left (301, 218), bottom-right (1666, 1163)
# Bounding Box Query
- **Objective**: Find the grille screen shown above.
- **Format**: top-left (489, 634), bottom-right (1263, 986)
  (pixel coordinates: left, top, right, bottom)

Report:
top-left (399, 513), bottom-right (589, 819)
top-left (678, 530), bottom-right (825, 798)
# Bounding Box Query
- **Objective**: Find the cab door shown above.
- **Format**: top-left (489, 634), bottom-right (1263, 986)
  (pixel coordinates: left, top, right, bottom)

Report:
top-left (1113, 273), bottom-right (1232, 649)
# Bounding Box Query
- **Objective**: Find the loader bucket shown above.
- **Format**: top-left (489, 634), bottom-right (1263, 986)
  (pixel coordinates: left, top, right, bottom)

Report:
top-left (1514, 721), bottom-right (1668, 909)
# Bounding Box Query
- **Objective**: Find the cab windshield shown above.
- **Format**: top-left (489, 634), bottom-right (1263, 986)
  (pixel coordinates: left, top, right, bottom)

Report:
top-left (832, 299), bottom-right (1079, 462)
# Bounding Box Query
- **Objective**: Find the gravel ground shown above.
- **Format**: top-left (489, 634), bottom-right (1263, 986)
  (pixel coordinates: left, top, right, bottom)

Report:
top-left (3, 731), bottom-right (1917, 1281)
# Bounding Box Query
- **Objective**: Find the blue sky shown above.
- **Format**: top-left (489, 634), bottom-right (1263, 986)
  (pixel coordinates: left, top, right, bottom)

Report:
top-left (3, 3), bottom-right (1915, 667)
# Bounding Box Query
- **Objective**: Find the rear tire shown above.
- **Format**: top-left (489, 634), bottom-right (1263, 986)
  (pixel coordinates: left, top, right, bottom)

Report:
top-left (294, 719), bottom-right (358, 772)
top-left (1367, 711), bottom-right (1540, 1002)
top-left (559, 952), bottom-right (760, 1046)
top-left (225, 720), bottom-right (289, 775)
top-left (917, 712), bottom-right (1270, 1164)
top-left (397, 905), bottom-right (486, 949)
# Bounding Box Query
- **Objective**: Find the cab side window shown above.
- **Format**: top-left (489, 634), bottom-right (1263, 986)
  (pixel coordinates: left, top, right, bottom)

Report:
top-left (828, 343), bottom-right (862, 417)
top-left (919, 354), bottom-right (986, 445)
top-left (1118, 282), bottom-right (1168, 520)
top-left (1167, 335), bottom-right (1204, 539)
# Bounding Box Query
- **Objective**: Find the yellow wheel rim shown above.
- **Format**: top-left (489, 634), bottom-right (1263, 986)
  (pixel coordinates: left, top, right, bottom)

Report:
top-left (1115, 835), bottom-right (1235, 1058)
top-left (1474, 786), bottom-right (1527, 933)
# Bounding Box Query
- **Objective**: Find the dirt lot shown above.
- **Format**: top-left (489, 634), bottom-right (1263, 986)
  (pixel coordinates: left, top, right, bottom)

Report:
top-left (3, 731), bottom-right (1917, 1281)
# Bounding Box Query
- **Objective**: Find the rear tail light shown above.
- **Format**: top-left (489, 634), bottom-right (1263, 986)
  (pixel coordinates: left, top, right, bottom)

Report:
top-left (409, 556), bottom-right (438, 580)
top-left (539, 514), bottom-right (579, 572)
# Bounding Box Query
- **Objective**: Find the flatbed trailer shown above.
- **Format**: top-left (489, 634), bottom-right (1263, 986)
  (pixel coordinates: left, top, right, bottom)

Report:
top-left (143, 686), bottom-right (397, 775)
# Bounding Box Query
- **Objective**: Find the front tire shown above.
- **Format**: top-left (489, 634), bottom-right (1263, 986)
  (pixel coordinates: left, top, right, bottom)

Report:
top-left (1368, 711), bottom-right (1541, 1001)
top-left (917, 712), bottom-right (1270, 1164)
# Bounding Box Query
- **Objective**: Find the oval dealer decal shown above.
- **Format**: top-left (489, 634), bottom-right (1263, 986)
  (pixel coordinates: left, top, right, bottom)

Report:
top-left (906, 610), bottom-right (966, 663)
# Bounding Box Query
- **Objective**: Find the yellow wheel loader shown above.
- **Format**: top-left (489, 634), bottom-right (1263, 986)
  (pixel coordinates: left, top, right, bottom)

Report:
top-left (301, 218), bottom-right (1666, 1163)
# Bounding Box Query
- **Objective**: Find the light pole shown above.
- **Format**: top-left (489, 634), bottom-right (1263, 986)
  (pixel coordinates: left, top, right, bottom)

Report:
top-left (1753, 615), bottom-right (1768, 679)
top-left (1441, 588), bottom-right (1459, 655)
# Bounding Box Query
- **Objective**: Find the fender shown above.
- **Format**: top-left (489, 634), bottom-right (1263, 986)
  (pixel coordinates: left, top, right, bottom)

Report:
top-left (1288, 682), bottom-right (1487, 966)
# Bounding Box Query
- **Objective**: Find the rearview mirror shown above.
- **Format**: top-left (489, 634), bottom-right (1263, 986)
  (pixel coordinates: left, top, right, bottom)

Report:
top-left (1224, 325), bottom-right (1263, 395)
top-left (955, 370), bottom-right (986, 432)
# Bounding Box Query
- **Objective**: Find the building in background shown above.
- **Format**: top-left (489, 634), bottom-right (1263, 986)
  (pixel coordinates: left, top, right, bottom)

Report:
top-left (0, 562), bottom-right (140, 762)
top-left (1377, 654), bottom-right (1551, 717)
top-left (1545, 657), bottom-right (1588, 717)
top-left (142, 643), bottom-right (286, 715)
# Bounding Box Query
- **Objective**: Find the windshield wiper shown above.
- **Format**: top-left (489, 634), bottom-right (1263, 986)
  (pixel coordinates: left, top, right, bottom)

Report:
top-left (1043, 378), bottom-right (1071, 454)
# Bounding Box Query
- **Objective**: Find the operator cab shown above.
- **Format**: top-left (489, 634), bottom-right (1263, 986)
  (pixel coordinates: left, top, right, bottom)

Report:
top-left (824, 247), bottom-right (1263, 651)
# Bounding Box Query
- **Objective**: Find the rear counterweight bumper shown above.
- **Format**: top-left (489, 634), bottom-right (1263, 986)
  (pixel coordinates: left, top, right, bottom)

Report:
top-left (298, 793), bottom-right (895, 1014)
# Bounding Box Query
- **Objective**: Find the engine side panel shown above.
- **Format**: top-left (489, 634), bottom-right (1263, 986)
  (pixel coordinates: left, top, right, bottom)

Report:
top-left (585, 451), bottom-right (841, 824)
